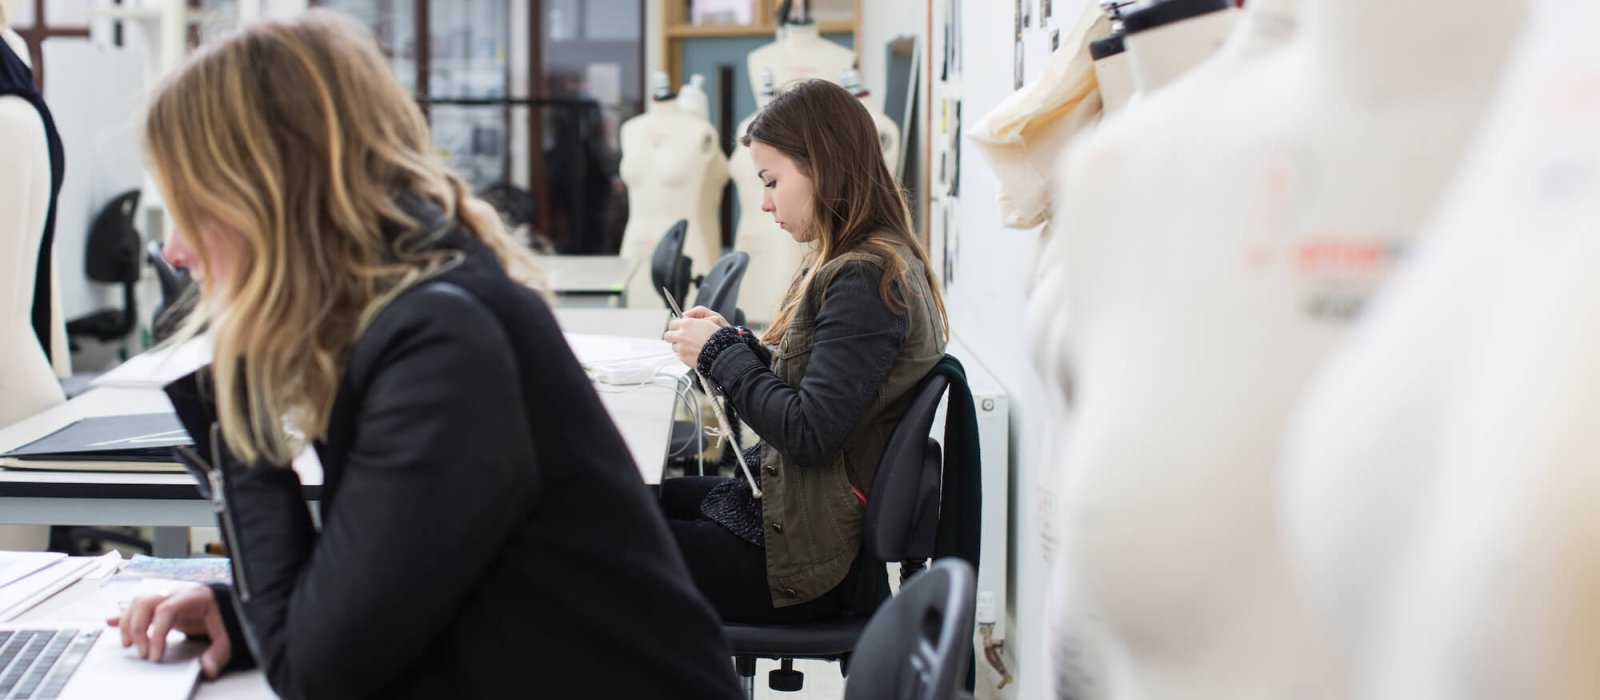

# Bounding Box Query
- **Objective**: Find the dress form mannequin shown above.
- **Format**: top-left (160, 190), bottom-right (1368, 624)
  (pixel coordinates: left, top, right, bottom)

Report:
top-left (1025, 0), bottom-right (1524, 697)
top-left (747, 20), bottom-right (854, 95)
top-left (618, 72), bottom-right (728, 307)
top-left (0, 11), bottom-right (63, 551)
top-left (1121, 0), bottom-right (1238, 97)
top-left (1090, 34), bottom-right (1134, 117)
top-left (728, 70), bottom-right (797, 326)
top-left (1281, 3), bottom-right (1597, 696)
top-left (840, 69), bottom-right (901, 175)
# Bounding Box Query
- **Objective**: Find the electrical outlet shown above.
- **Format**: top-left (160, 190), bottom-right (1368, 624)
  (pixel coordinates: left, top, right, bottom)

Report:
top-left (977, 591), bottom-right (997, 624)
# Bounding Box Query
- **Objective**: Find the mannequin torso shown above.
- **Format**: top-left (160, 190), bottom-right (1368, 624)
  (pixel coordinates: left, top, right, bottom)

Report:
top-left (1090, 34), bottom-right (1134, 117)
top-left (1282, 3), bottom-right (1593, 696)
top-left (0, 23), bottom-right (61, 551)
top-left (1027, 0), bottom-right (1524, 697)
top-left (1123, 0), bottom-right (1239, 95)
top-left (0, 26), bottom-right (65, 426)
top-left (618, 94), bottom-right (728, 307)
top-left (728, 110), bottom-right (802, 326)
top-left (746, 22), bottom-right (854, 95)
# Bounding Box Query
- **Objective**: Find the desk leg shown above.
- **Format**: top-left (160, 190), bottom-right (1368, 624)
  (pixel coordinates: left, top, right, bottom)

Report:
top-left (152, 527), bottom-right (189, 557)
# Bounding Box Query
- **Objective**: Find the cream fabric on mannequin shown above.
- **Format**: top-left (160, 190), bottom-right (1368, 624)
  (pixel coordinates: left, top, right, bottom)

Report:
top-left (0, 20), bottom-right (61, 551)
top-left (618, 85), bottom-right (727, 308)
top-left (747, 21), bottom-right (853, 96)
top-left (1282, 2), bottom-right (1595, 696)
top-left (1026, 0), bottom-right (1524, 696)
top-left (968, 3), bottom-right (1109, 230)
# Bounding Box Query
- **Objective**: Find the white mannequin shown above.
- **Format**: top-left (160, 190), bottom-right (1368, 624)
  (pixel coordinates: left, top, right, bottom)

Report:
top-left (1026, 0), bottom-right (1524, 697)
top-left (966, 1), bottom-right (1108, 230)
top-left (728, 70), bottom-right (796, 326)
top-left (677, 73), bottom-right (710, 121)
top-left (1090, 34), bottom-right (1134, 117)
top-left (1122, 0), bottom-right (1239, 96)
top-left (840, 69), bottom-right (901, 176)
top-left (1281, 2), bottom-right (1591, 696)
top-left (0, 5), bottom-right (63, 550)
top-left (618, 73), bottom-right (728, 308)
top-left (747, 20), bottom-right (854, 96)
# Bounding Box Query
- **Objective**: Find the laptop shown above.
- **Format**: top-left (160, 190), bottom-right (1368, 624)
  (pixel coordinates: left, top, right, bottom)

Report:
top-left (0, 625), bottom-right (200, 699)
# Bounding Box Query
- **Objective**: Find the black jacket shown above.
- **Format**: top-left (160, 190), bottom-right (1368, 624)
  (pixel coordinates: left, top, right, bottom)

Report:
top-left (165, 228), bottom-right (741, 699)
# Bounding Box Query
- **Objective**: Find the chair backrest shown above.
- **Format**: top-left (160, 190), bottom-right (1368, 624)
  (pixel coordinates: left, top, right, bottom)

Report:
top-left (477, 182), bottom-right (538, 228)
top-left (146, 241), bottom-right (192, 306)
top-left (692, 251), bottom-right (749, 322)
top-left (651, 219), bottom-right (691, 307)
top-left (84, 190), bottom-right (142, 285)
top-left (863, 371), bottom-right (950, 563)
top-left (146, 240), bottom-right (195, 343)
top-left (843, 558), bottom-right (976, 700)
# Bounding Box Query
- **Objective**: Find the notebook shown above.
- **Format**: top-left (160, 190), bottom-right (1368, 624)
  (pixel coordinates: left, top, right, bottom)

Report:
top-left (0, 414), bottom-right (189, 474)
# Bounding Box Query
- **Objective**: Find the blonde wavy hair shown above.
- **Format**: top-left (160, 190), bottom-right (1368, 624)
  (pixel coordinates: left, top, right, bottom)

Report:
top-left (145, 9), bottom-right (545, 466)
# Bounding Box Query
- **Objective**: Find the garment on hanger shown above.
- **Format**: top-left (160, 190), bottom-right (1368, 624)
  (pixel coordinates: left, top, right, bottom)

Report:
top-left (0, 36), bottom-right (63, 367)
top-left (967, 3), bottom-right (1109, 229)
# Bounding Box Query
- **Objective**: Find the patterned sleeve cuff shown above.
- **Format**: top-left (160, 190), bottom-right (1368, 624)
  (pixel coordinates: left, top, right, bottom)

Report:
top-left (696, 325), bottom-right (760, 378)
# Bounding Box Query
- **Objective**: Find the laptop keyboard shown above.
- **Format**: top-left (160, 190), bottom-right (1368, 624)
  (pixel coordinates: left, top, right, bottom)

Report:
top-left (0, 629), bottom-right (101, 699)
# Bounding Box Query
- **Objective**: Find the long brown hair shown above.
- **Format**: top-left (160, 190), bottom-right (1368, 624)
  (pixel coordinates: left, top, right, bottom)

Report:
top-left (144, 10), bottom-right (545, 465)
top-left (742, 79), bottom-right (947, 345)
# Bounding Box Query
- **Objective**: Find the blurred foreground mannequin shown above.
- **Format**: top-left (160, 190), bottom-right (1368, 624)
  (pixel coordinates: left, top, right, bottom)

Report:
top-left (1028, 0), bottom-right (1525, 697)
top-left (729, 70), bottom-right (793, 325)
top-left (1283, 2), bottom-right (1599, 696)
top-left (619, 73), bottom-right (727, 307)
top-left (0, 0), bottom-right (64, 550)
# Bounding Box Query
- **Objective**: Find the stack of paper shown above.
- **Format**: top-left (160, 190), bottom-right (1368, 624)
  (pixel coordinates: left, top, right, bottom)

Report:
top-left (0, 553), bottom-right (116, 622)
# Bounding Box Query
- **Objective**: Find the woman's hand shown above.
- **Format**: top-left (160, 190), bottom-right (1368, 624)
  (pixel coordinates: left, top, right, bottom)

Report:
top-left (107, 584), bottom-right (232, 679)
top-left (683, 306), bottom-right (729, 328)
top-left (665, 317), bottom-right (722, 367)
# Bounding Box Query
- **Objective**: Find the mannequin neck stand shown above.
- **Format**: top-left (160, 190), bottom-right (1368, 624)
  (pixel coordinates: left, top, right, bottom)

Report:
top-left (1123, 0), bottom-right (1239, 93)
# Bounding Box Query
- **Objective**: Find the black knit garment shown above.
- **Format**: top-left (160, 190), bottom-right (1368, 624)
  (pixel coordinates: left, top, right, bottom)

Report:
top-left (700, 444), bottom-right (766, 546)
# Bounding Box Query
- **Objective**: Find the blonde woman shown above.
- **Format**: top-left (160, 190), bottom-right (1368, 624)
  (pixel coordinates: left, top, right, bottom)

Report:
top-left (106, 12), bottom-right (740, 698)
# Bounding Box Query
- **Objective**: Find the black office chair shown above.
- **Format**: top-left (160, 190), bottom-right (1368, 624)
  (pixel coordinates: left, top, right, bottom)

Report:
top-left (146, 240), bottom-right (194, 344)
top-left (725, 371), bottom-right (951, 696)
top-left (66, 190), bottom-right (142, 349)
top-left (695, 251), bottom-right (749, 327)
top-left (651, 219), bottom-right (692, 308)
top-left (666, 251), bottom-right (752, 475)
top-left (844, 558), bottom-right (977, 700)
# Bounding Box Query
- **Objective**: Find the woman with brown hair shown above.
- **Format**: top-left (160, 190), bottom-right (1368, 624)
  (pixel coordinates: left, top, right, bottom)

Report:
top-left (663, 78), bottom-right (949, 623)
top-left (108, 11), bottom-right (741, 698)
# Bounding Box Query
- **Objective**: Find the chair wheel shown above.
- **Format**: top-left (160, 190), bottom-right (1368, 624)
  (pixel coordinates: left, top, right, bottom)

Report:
top-left (768, 667), bottom-right (804, 692)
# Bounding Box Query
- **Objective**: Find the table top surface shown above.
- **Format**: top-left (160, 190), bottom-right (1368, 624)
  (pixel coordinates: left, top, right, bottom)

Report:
top-left (538, 255), bottom-right (638, 295)
top-left (0, 317), bottom-right (685, 494)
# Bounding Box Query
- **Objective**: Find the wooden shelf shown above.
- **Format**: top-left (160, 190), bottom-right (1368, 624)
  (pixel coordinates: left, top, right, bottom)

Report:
top-left (665, 20), bottom-right (854, 39)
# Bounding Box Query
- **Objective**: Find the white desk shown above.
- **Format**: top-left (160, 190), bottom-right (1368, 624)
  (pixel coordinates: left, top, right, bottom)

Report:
top-left (0, 335), bottom-right (682, 555)
top-left (555, 307), bottom-right (669, 339)
top-left (539, 255), bottom-right (637, 307)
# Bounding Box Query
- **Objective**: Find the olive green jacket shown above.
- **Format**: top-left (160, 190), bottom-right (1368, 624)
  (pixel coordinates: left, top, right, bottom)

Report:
top-left (707, 245), bottom-right (946, 606)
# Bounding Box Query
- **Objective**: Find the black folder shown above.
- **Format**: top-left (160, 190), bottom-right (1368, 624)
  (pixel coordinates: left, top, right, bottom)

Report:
top-left (0, 413), bottom-right (190, 473)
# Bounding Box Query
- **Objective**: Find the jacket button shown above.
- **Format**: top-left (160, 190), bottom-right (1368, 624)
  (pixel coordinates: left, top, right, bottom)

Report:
top-left (770, 522), bottom-right (784, 534)
top-left (764, 464), bottom-right (778, 476)
top-left (783, 588), bottom-right (799, 599)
